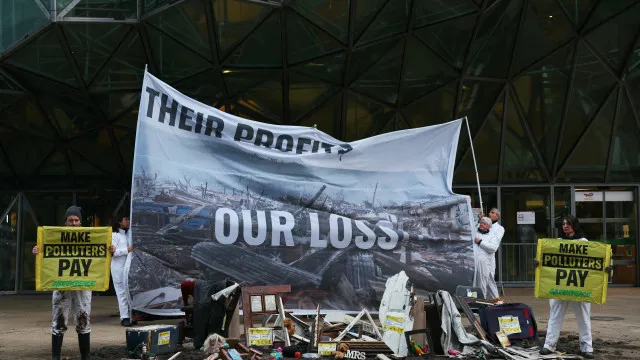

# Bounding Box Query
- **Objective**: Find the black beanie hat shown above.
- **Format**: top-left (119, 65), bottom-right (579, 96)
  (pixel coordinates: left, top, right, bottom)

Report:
top-left (65, 205), bottom-right (82, 220)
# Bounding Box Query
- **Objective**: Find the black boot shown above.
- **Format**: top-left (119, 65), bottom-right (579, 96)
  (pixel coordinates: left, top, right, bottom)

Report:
top-left (52, 334), bottom-right (63, 360)
top-left (78, 333), bottom-right (90, 360)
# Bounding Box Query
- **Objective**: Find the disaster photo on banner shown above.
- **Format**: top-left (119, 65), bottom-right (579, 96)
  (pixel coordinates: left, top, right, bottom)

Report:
top-left (35, 226), bottom-right (112, 291)
top-left (126, 70), bottom-right (477, 316)
top-left (534, 238), bottom-right (611, 304)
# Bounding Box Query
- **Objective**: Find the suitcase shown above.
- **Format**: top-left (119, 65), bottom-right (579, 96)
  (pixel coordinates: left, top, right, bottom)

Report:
top-left (479, 303), bottom-right (538, 343)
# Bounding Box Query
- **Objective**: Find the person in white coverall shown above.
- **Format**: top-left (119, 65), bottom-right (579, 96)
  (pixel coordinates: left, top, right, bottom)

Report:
top-left (474, 217), bottom-right (501, 300)
top-left (535, 215), bottom-right (612, 359)
top-left (488, 207), bottom-right (505, 240)
top-left (32, 206), bottom-right (91, 360)
top-left (109, 215), bottom-right (136, 327)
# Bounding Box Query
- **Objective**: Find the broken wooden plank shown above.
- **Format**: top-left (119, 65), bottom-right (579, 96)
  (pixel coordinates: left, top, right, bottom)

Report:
top-left (452, 295), bottom-right (488, 342)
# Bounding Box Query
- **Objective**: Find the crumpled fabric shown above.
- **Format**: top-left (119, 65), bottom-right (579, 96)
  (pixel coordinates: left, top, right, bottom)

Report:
top-left (438, 290), bottom-right (493, 355)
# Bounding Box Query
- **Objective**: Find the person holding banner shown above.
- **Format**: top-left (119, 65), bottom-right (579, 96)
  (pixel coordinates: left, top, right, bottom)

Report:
top-left (536, 215), bottom-right (595, 358)
top-left (474, 217), bottom-right (501, 300)
top-left (109, 215), bottom-right (135, 327)
top-left (32, 206), bottom-right (92, 360)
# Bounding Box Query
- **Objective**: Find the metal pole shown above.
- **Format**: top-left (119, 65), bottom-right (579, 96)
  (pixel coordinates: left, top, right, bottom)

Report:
top-left (464, 116), bottom-right (483, 212)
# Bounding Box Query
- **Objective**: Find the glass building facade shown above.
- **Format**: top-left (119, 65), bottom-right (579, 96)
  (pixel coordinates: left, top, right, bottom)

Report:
top-left (1, 0), bottom-right (640, 292)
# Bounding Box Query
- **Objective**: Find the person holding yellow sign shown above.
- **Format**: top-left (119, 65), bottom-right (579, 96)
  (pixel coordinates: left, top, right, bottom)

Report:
top-left (534, 215), bottom-right (612, 359)
top-left (32, 206), bottom-right (93, 360)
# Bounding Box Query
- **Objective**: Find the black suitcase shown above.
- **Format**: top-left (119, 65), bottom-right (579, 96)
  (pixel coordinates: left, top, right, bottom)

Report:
top-left (479, 303), bottom-right (539, 343)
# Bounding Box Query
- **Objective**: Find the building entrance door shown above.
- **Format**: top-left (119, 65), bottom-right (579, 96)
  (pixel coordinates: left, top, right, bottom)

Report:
top-left (574, 188), bottom-right (637, 285)
top-left (0, 195), bottom-right (19, 293)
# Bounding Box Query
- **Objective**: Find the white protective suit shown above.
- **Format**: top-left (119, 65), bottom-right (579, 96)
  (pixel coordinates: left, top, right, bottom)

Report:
top-left (475, 229), bottom-right (501, 300)
top-left (51, 290), bottom-right (92, 335)
top-left (543, 237), bottom-right (592, 354)
top-left (491, 221), bottom-right (505, 241)
top-left (111, 229), bottom-right (131, 320)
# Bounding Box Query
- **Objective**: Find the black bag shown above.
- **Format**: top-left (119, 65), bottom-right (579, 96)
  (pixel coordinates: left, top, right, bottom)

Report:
top-left (479, 303), bottom-right (538, 343)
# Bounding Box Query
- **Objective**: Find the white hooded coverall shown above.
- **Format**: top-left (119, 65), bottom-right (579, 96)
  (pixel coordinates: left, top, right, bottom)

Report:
top-left (475, 230), bottom-right (501, 300)
top-left (543, 237), bottom-right (593, 354)
top-left (491, 222), bottom-right (505, 242)
top-left (111, 229), bottom-right (131, 320)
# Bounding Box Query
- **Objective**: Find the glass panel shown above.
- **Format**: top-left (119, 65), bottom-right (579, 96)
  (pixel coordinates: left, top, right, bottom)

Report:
top-left (414, 13), bottom-right (475, 70)
top-left (344, 91), bottom-right (394, 141)
top-left (0, 0), bottom-right (49, 53)
top-left (400, 36), bottom-right (458, 106)
top-left (93, 31), bottom-right (148, 91)
top-left (212, 0), bottom-right (273, 54)
top-left (5, 29), bottom-right (78, 87)
top-left (66, 128), bottom-right (120, 174)
top-left (351, 40), bottom-right (403, 105)
top-left (296, 92), bottom-right (342, 138)
top-left (289, 0), bottom-right (349, 43)
top-left (289, 73), bottom-right (339, 122)
top-left (451, 187), bottom-right (497, 215)
top-left (402, 81), bottom-right (456, 128)
top-left (119, 133), bottom-right (135, 171)
top-left (291, 51), bottom-right (346, 85)
top-left (347, 38), bottom-right (397, 84)
top-left (0, 125), bottom-right (54, 176)
top-left (0, 195), bottom-right (18, 291)
top-left (68, 148), bottom-right (109, 176)
top-left (143, 0), bottom-right (176, 15)
top-left (609, 90), bottom-right (640, 182)
top-left (556, 89), bottom-right (616, 183)
top-left (605, 190), bottom-right (637, 285)
top-left (466, 0), bottom-right (522, 78)
top-left (173, 71), bottom-right (226, 107)
top-left (574, 188), bottom-right (604, 242)
top-left (63, 0), bottom-right (137, 20)
top-left (41, 94), bottom-right (106, 138)
top-left (148, 0), bottom-right (212, 60)
top-left (455, 80), bottom-right (504, 165)
top-left (21, 192), bottom-right (74, 291)
top-left (554, 187), bottom-right (571, 238)
top-left (286, 9), bottom-right (343, 65)
top-left (627, 42), bottom-right (640, 111)
top-left (584, 0), bottom-right (638, 32)
top-left (584, 5), bottom-right (640, 73)
top-left (512, 0), bottom-right (574, 74)
top-left (502, 93), bottom-right (544, 183)
top-left (36, 150), bottom-right (69, 176)
top-left (454, 92), bottom-right (504, 184)
top-left (412, 0), bottom-right (477, 28)
top-left (231, 72), bottom-right (283, 122)
top-left (353, 0), bottom-right (388, 41)
top-left (0, 100), bottom-right (56, 139)
top-left (147, 27), bottom-right (211, 83)
top-left (558, 0), bottom-right (598, 28)
top-left (513, 43), bottom-right (573, 169)
top-left (63, 23), bottom-right (130, 85)
top-left (226, 12), bottom-right (281, 67)
top-left (559, 41), bottom-right (617, 164)
top-left (500, 188), bottom-right (551, 283)
top-left (93, 91), bottom-right (141, 120)
top-left (357, 0), bottom-right (410, 46)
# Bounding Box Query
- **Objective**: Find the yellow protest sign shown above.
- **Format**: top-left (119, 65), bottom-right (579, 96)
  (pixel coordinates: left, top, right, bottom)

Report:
top-left (534, 239), bottom-right (611, 304)
top-left (248, 328), bottom-right (273, 346)
top-left (35, 226), bottom-right (112, 291)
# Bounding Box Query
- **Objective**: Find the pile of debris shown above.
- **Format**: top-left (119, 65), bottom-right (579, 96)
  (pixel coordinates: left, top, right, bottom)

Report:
top-left (123, 272), bottom-right (586, 360)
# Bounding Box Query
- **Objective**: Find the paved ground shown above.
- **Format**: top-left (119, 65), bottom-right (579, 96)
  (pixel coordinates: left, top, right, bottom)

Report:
top-left (0, 288), bottom-right (639, 359)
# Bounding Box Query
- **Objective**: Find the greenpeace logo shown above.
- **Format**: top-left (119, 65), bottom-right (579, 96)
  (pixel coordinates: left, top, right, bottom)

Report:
top-left (52, 280), bottom-right (96, 288)
top-left (549, 288), bottom-right (592, 298)
top-left (583, 193), bottom-right (594, 200)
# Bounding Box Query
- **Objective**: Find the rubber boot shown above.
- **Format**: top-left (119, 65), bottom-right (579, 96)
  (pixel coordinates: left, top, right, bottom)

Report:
top-left (52, 334), bottom-right (63, 360)
top-left (78, 333), bottom-right (91, 360)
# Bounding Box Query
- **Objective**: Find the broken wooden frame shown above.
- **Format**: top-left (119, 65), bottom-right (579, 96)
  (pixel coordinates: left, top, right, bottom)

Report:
top-left (241, 285), bottom-right (291, 347)
top-left (404, 329), bottom-right (435, 360)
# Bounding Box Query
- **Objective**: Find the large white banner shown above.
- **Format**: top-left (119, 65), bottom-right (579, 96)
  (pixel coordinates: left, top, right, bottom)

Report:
top-left (127, 71), bottom-right (476, 315)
